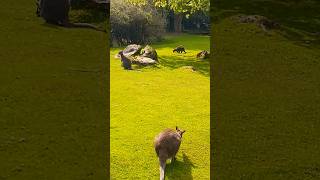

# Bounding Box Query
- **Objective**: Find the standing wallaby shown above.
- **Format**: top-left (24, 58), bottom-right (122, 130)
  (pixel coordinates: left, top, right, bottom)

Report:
top-left (173, 45), bottom-right (186, 53)
top-left (36, 0), bottom-right (106, 32)
top-left (119, 51), bottom-right (132, 70)
top-left (154, 126), bottom-right (186, 180)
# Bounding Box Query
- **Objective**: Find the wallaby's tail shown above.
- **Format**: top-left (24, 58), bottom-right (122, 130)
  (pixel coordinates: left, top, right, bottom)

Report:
top-left (159, 159), bottom-right (166, 180)
top-left (69, 23), bottom-right (106, 33)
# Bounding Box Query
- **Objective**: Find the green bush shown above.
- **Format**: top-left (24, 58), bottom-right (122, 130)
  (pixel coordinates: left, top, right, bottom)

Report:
top-left (110, 0), bottom-right (166, 46)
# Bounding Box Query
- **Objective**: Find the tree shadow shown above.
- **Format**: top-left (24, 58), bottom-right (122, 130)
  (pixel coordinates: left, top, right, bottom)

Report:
top-left (212, 0), bottom-right (320, 48)
top-left (166, 153), bottom-right (196, 180)
top-left (159, 55), bottom-right (210, 77)
top-left (131, 63), bottom-right (161, 71)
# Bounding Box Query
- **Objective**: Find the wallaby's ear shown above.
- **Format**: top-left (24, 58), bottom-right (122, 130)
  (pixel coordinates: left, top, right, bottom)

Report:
top-left (176, 126), bottom-right (178, 130)
top-left (181, 130), bottom-right (186, 134)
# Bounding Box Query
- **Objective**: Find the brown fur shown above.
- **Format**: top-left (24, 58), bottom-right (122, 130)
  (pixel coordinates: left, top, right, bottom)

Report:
top-left (173, 46), bottom-right (186, 53)
top-left (154, 126), bottom-right (185, 180)
top-left (119, 51), bottom-right (132, 70)
top-left (196, 50), bottom-right (210, 59)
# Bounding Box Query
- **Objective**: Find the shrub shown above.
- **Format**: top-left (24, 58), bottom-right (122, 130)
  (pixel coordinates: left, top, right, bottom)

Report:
top-left (110, 0), bottom-right (166, 46)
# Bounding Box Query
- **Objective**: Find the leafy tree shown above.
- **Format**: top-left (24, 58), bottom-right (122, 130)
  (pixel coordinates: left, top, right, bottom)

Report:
top-left (128, 0), bottom-right (210, 32)
top-left (111, 0), bottom-right (165, 46)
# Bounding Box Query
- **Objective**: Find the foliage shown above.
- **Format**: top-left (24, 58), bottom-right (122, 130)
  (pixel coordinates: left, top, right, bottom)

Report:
top-left (182, 10), bottom-right (210, 33)
top-left (154, 0), bottom-right (210, 16)
top-left (110, 0), bottom-right (166, 46)
top-left (128, 0), bottom-right (210, 16)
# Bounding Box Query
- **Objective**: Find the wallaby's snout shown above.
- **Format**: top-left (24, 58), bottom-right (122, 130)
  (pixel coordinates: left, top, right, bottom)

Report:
top-left (154, 126), bottom-right (186, 180)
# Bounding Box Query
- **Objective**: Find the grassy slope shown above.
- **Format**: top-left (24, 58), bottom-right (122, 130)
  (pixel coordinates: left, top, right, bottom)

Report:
top-left (212, 0), bottom-right (320, 179)
top-left (110, 34), bottom-right (210, 179)
top-left (0, 1), bottom-right (108, 179)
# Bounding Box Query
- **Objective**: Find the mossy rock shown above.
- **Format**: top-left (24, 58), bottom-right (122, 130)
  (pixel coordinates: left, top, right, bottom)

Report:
top-left (132, 56), bottom-right (157, 65)
top-left (122, 44), bottom-right (142, 57)
top-left (141, 45), bottom-right (158, 61)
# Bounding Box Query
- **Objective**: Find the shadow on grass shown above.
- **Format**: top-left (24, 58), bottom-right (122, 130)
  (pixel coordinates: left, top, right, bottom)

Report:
top-left (212, 0), bottom-right (320, 48)
top-left (166, 153), bottom-right (196, 180)
top-left (132, 64), bottom-right (161, 70)
top-left (153, 39), bottom-right (183, 49)
top-left (159, 55), bottom-right (209, 77)
top-left (41, 22), bottom-right (61, 29)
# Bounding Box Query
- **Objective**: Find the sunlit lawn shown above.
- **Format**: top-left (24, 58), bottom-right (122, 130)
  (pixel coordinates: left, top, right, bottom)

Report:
top-left (110, 34), bottom-right (210, 179)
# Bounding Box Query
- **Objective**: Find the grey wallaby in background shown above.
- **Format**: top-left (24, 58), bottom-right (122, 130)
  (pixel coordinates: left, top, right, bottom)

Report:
top-left (173, 45), bottom-right (186, 53)
top-left (154, 126), bottom-right (186, 180)
top-left (119, 51), bottom-right (132, 70)
top-left (36, 0), bottom-right (106, 32)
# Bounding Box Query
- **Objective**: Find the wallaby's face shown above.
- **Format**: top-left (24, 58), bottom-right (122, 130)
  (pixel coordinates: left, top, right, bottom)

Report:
top-left (175, 126), bottom-right (185, 138)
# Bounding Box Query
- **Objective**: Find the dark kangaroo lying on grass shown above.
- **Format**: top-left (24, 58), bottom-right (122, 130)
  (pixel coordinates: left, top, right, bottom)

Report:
top-left (36, 0), bottom-right (106, 32)
top-left (173, 45), bottom-right (186, 53)
top-left (154, 126), bottom-right (186, 180)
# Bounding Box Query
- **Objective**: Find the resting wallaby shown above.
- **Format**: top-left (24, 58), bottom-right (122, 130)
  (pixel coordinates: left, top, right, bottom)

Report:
top-left (154, 126), bottom-right (186, 180)
top-left (196, 50), bottom-right (210, 59)
top-left (36, 0), bottom-right (106, 32)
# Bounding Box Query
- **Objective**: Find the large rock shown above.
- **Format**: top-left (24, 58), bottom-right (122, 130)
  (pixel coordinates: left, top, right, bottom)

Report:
top-left (115, 44), bottom-right (158, 66)
top-left (141, 45), bottom-right (158, 61)
top-left (132, 56), bottom-right (157, 65)
top-left (122, 44), bottom-right (142, 57)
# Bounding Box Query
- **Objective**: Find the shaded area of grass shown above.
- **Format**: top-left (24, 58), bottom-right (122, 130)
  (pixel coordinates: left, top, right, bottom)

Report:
top-left (159, 55), bottom-right (209, 76)
top-left (166, 153), bottom-right (196, 180)
top-left (212, 0), bottom-right (320, 48)
top-left (0, 0), bottom-right (108, 179)
top-left (212, 9), bottom-right (320, 180)
top-left (110, 34), bottom-right (210, 179)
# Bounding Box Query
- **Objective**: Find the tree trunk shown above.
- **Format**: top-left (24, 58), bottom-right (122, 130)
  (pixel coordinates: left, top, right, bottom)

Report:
top-left (174, 13), bottom-right (183, 33)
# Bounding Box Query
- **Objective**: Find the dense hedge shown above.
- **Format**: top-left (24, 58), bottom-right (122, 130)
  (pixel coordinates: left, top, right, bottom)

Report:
top-left (110, 0), bottom-right (166, 46)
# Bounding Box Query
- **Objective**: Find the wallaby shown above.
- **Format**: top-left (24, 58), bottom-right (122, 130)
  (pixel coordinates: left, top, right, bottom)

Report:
top-left (36, 0), bottom-right (106, 32)
top-left (196, 50), bottom-right (210, 59)
top-left (154, 126), bottom-right (186, 180)
top-left (119, 51), bottom-right (132, 70)
top-left (173, 46), bottom-right (186, 53)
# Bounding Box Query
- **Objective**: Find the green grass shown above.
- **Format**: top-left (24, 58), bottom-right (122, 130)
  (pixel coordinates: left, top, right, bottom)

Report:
top-left (0, 1), bottom-right (108, 179)
top-left (110, 34), bottom-right (210, 179)
top-left (212, 0), bottom-right (320, 48)
top-left (212, 1), bottom-right (320, 179)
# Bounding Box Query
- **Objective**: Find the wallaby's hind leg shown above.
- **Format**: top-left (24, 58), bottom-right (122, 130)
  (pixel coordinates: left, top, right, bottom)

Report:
top-left (159, 158), bottom-right (166, 180)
